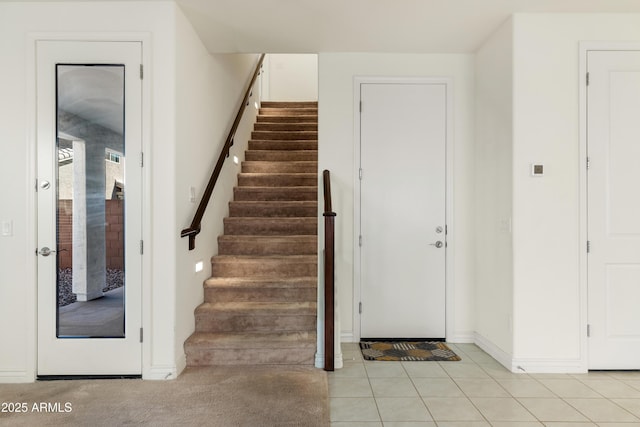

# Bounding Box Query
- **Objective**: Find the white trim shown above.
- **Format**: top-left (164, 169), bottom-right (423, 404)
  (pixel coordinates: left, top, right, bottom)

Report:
top-left (0, 371), bottom-right (33, 384)
top-left (578, 42), bottom-right (640, 372)
top-left (474, 332), bottom-right (585, 374)
top-left (447, 331), bottom-right (474, 343)
top-left (473, 332), bottom-right (514, 372)
top-left (27, 32), bottom-right (152, 381)
top-left (145, 364), bottom-right (180, 381)
top-left (341, 331), bottom-right (355, 342)
top-left (352, 76), bottom-right (455, 342)
top-left (510, 358), bottom-right (586, 374)
top-left (315, 351), bottom-right (344, 370)
top-left (174, 353), bottom-right (187, 378)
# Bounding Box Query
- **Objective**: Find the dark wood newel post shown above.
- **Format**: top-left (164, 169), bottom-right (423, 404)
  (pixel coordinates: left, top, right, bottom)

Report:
top-left (323, 170), bottom-right (336, 371)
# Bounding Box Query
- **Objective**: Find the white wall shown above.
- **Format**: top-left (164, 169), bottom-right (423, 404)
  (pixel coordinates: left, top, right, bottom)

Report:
top-left (474, 18), bottom-right (514, 361)
top-left (0, 1), bottom-right (257, 382)
top-left (263, 54), bottom-right (318, 101)
top-left (174, 7), bottom-right (259, 370)
top-left (318, 53), bottom-right (476, 343)
top-left (511, 13), bottom-right (640, 371)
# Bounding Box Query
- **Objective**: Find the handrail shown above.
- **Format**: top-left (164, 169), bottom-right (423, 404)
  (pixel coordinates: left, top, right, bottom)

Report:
top-left (323, 169), bottom-right (336, 371)
top-left (181, 53), bottom-right (266, 250)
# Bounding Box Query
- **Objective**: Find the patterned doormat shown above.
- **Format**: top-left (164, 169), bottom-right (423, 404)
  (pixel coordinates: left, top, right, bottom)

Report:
top-left (360, 341), bottom-right (461, 361)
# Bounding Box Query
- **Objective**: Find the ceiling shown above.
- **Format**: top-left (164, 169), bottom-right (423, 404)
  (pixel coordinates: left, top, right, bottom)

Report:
top-left (15, 0), bottom-right (640, 133)
top-left (6, 0), bottom-right (640, 53)
top-left (174, 0), bottom-right (640, 53)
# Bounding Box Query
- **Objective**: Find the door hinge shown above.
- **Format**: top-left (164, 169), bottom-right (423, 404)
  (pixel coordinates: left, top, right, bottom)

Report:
top-left (586, 72), bottom-right (590, 86)
top-left (586, 157), bottom-right (590, 170)
top-left (359, 302), bottom-right (363, 314)
top-left (140, 64), bottom-right (144, 80)
top-left (359, 235), bottom-right (362, 247)
top-left (359, 168), bottom-right (363, 180)
top-left (587, 324), bottom-right (591, 337)
top-left (140, 152), bottom-right (144, 167)
top-left (359, 100), bottom-right (362, 113)
top-left (140, 328), bottom-right (144, 343)
top-left (140, 240), bottom-right (144, 255)
top-left (587, 240), bottom-right (591, 253)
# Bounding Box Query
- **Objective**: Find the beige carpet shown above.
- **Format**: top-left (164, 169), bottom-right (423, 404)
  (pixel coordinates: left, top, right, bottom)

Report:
top-left (0, 365), bottom-right (329, 426)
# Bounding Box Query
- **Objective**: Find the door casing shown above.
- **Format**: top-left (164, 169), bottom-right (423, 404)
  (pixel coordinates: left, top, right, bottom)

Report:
top-left (579, 42), bottom-right (640, 371)
top-left (352, 76), bottom-right (454, 342)
top-left (25, 33), bottom-right (152, 381)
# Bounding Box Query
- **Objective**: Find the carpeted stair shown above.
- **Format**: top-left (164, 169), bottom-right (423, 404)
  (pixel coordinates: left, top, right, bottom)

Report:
top-left (185, 101), bottom-right (318, 365)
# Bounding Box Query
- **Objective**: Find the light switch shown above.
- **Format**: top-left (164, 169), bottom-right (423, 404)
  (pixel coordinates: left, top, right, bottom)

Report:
top-left (1, 220), bottom-right (13, 236)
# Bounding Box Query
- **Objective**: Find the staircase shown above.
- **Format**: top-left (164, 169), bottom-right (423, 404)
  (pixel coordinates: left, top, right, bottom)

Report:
top-left (185, 101), bottom-right (319, 365)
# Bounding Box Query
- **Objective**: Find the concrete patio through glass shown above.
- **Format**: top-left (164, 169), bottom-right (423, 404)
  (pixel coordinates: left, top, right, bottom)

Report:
top-left (58, 287), bottom-right (124, 337)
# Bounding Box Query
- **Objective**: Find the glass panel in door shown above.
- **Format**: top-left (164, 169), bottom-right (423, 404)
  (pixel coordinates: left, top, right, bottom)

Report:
top-left (56, 64), bottom-right (125, 338)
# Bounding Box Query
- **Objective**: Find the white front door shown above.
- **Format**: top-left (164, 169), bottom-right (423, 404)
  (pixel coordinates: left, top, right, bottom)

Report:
top-left (36, 41), bottom-right (143, 376)
top-left (359, 82), bottom-right (447, 339)
top-left (587, 50), bottom-right (640, 369)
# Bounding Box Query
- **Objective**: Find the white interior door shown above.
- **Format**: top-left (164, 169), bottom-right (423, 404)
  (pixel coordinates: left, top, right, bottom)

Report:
top-left (359, 82), bottom-right (446, 339)
top-left (587, 50), bottom-right (640, 369)
top-left (37, 41), bottom-right (142, 376)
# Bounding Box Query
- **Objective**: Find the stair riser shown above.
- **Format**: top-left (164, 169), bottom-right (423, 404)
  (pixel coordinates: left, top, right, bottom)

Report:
top-left (257, 116), bottom-right (317, 124)
top-left (186, 102), bottom-right (319, 368)
top-left (185, 348), bottom-right (316, 366)
top-left (241, 161), bottom-right (317, 174)
top-left (233, 188), bottom-right (317, 201)
top-left (228, 203), bottom-right (317, 218)
top-left (195, 313), bottom-right (316, 333)
top-left (224, 218), bottom-right (317, 236)
top-left (254, 123), bottom-right (317, 132)
top-left (261, 101), bottom-right (317, 108)
top-left (205, 287), bottom-right (316, 303)
top-left (238, 174), bottom-right (317, 187)
top-left (245, 150), bottom-right (317, 161)
top-left (211, 260), bottom-right (317, 277)
top-left (248, 141), bottom-right (317, 151)
top-left (252, 131), bottom-right (317, 141)
top-left (218, 239), bottom-right (317, 255)
top-left (259, 108), bottom-right (317, 116)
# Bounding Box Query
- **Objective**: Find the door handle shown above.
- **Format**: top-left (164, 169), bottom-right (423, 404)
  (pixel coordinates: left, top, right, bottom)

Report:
top-left (429, 241), bottom-right (444, 248)
top-left (39, 247), bottom-right (56, 257)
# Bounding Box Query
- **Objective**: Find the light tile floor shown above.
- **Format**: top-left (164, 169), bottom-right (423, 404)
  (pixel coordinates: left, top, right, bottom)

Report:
top-left (329, 342), bottom-right (640, 427)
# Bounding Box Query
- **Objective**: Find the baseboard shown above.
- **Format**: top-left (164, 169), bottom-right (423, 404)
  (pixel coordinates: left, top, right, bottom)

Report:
top-left (473, 332), bottom-right (515, 372)
top-left (175, 352), bottom-right (187, 377)
top-left (144, 363), bottom-right (180, 380)
top-left (340, 331), bottom-right (355, 342)
top-left (447, 331), bottom-right (475, 343)
top-left (510, 357), bottom-right (587, 374)
top-left (315, 351), bottom-right (344, 370)
top-left (0, 370), bottom-right (34, 383)
top-left (473, 332), bottom-right (587, 374)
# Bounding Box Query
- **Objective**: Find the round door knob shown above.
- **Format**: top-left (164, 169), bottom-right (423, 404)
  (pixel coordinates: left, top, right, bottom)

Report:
top-left (429, 241), bottom-right (444, 248)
